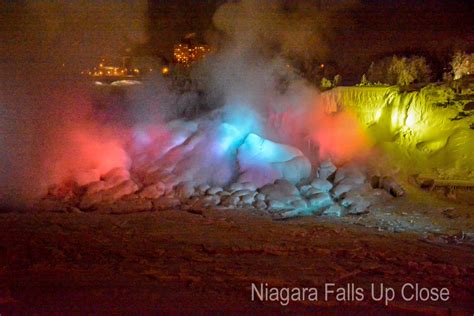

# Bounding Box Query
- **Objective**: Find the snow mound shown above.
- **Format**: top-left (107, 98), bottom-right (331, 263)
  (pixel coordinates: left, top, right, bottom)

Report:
top-left (237, 133), bottom-right (311, 187)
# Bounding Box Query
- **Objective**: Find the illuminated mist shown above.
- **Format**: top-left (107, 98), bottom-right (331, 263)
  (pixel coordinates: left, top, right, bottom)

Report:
top-left (0, 0), bottom-right (371, 210)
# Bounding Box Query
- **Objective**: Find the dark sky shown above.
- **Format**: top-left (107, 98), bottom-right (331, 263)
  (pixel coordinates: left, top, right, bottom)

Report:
top-left (0, 0), bottom-right (472, 80)
top-left (146, 0), bottom-right (473, 81)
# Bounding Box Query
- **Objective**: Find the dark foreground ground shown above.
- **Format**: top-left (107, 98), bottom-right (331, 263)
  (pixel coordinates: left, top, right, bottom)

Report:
top-left (0, 200), bottom-right (473, 315)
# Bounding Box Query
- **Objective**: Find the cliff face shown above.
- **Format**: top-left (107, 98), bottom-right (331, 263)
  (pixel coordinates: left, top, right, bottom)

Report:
top-left (321, 86), bottom-right (474, 179)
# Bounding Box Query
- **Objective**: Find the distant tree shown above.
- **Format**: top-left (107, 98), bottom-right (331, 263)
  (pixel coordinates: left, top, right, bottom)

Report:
top-left (333, 74), bottom-right (342, 86)
top-left (442, 71), bottom-right (453, 82)
top-left (320, 77), bottom-right (333, 89)
top-left (360, 73), bottom-right (369, 85)
top-left (367, 55), bottom-right (431, 86)
top-left (450, 51), bottom-right (474, 80)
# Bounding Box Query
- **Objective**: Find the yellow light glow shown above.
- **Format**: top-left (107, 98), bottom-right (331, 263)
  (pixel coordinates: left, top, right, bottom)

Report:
top-left (374, 108), bottom-right (383, 121)
top-left (405, 109), bottom-right (417, 128)
top-left (161, 67), bottom-right (169, 75)
top-left (391, 109), bottom-right (399, 127)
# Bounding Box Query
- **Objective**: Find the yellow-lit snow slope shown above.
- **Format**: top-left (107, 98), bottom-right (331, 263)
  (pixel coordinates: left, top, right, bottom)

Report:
top-left (321, 86), bottom-right (473, 179)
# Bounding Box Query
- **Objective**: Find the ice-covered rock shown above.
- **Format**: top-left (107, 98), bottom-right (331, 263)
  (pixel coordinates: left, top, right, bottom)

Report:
top-left (310, 179), bottom-right (333, 193)
top-left (298, 185), bottom-right (313, 197)
top-left (138, 183), bottom-right (165, 199)
top-left (348, 200), bottom-right (370, 214)
top-left (102, 167), bottom-right (131, 189)
top-left (267, 200), bottom-right (287, 210)
top-left (253, 200), bottom-right (267, 209)
top-left (79, 191), bottom-right (103, 209)
top-left (84, 180), bottom-right (106, 195)
top-left (198, 195), bottom-right (221, 207)
top-left (307, 192), bottom-right (333, 209)
top-left (102, 180), bottom-right (139, 202)
top-left (143, 169), bottom-right (169, 186)
top-left (331, 183), bottom-right (354, 198)
top-left (322, 204), bottom-right (345, 217)
top-left (207, 186), bottom-right (223, 195)
top-left (237, 133), bottom-right (311, 187)
top-left (231, 189), bottom-right (252, 198)
top-left (196, 184), bottom-right (211, 196)
top-left (340, 191), bottom-right (371, 214)
top-left (175, 181), bottom-right (195, 200)
top-left (221, 195), bottom-right (240, 207)
top-left (153, 196), bottom-right (181, 210)
top-left (259, 179), bottom-right (300, 203)
top-left (241, 193), bottom-right (256, 206)
top-left (217, 191), bottom-right (231, 197)
top-left (255, 193), bottom-right (266, 201)
top-left (334, 165), bottom-right (366, 185)
top-left (228, 182), bottom-right (257, 193)
top-left (291, 199), bottom-right (308, 209)
top-left (317, 160), bottom-right (337, 180)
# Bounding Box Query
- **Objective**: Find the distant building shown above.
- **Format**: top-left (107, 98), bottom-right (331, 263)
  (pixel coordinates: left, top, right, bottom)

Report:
top-left (173, 33), bottom-right (212, 66)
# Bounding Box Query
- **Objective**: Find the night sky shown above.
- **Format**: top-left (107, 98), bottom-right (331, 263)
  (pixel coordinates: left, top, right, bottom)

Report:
top-left (1, 0), bottom-right (472, 81)
top-left (146, 0), bottom-right (474, 81)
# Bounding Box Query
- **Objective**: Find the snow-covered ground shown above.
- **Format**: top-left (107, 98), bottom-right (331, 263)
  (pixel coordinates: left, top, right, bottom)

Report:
top-left (0, 208), bottom-right (473, 314)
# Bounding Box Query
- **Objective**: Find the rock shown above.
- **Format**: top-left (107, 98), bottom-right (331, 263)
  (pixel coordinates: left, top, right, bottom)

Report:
top-left (291, 199), bottom-right (308, 209)
top-left (255, 193), bottom-right (266, 201)
top-left (175, 182), bottom-right (195, 200)
top-left (103, 167), bottom-right (130, 182)
top-left (259, 179), bottom-right (300, 203)
top-left (267, 200), bottom-right (287, 210)
top-left (380, 176), bottom-right (405, 197)
top-left (102, 168), bottom-right (131, 190)
top-left (207, 186), bottom-right (223, 195)
top-left (103, 180), bottom-right (139, 202)
top-left (153, 196), bottom-right (181, 210)
top-left (73, 169), bottom-right (101, 187)
top-left (240, 182), bottom-right (258, 191)
top-left (348, 200), bottom-right (370, 214)
top-left (318, 160), bottom-right (337, 180)
top-left (186, 196), bottom-right (201, 207)
top-left (199, 195), bottom-right (221, 207)
top-left (217, 191), bottom-right (231, 197)
top-left (305, 187), bottom-right (321, 197)
top-left (322, 204), bottom-right (345, 217)
top-left (241, 194), bottom-right (256, 206)
top-left (143, 170), bottom-right (168, 185)
top-left (231, 189), bottom-right (252, 198)
top-left (310, 179), bottom-right (333, 193)
top-left (196, 184), bottom-right (211, 196)
top-left (298, 185), bottom-right (313, 197)
top-left (253, 200), bottom-right (267, 209)
top-left (332, 183), bottom-right (354, 198)
top-left (79, 192), bottom-right (103, 209)
top-left (221, 195), bottom-right (240, 207)
top-left (307, 192), bottom-right (333, 209)
top-left (139, 183), bottom-right (165, 199)
top-left (334, 165), bottom-right (366, 185)
top-left (237, 133), bottom-right (311, 186)
top-left (228, 183), bottom-right (245, 193)
top-left (340, 191), bottom-right (371, 214)
top-left (84, 180), bottom-right (105, 195)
